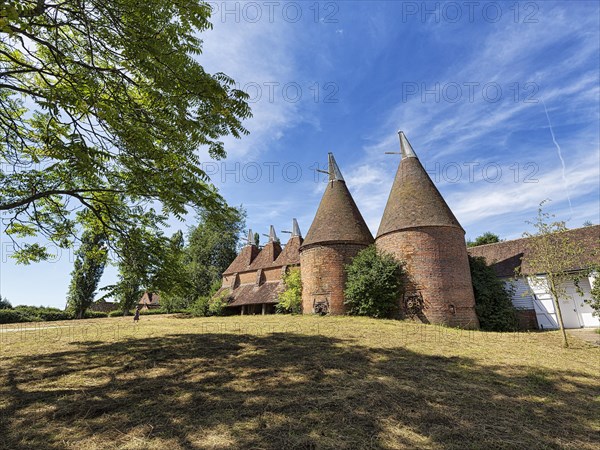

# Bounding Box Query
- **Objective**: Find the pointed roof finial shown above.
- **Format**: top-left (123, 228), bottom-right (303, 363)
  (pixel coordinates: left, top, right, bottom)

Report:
top-left (292, 218), bottom-right (302, 238)
top-left (398, 131), bottom-right (418, 159)
top-left (328, 152), bottom-right (345, 181)
top-left (268, 225), bottom-right (278, 243)
top-left (247, 229), bottom-right (254, 246)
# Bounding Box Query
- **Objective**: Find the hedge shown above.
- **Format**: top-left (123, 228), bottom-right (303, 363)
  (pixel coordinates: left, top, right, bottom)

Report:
top-left (0, 309), bottom-right (39, 324)
top-left (0, 306), bottom-right (109, 324)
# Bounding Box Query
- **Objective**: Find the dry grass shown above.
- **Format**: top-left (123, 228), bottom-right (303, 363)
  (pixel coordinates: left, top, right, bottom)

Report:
top-left (0, 315), bottom-right (599, 449)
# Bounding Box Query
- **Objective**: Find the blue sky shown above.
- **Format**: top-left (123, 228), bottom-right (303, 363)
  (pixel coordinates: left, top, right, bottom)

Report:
top-left (1, 1), bottom-right (599, 308)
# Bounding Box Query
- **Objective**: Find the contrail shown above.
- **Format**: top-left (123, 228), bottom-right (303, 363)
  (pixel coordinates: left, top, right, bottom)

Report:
top-left (541, 99), bottom-right (573, 216)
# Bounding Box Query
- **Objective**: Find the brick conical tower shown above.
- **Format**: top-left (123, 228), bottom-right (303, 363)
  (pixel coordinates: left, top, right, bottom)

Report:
top-left (300, 153), bottom-right (374, 314)
top-left (376, 132), bottom-right (479, 329)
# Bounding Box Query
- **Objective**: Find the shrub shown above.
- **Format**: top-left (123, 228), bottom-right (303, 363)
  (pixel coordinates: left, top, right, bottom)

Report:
top-left (207, 290), bottom-right (229, 316)
top-left (139, 308), bottom-right (169, 315)
top-left (190, 296), bottom-right (210, 317)
top-left (108, 310), bottom-right (125, 317)
top-left (160, 294), bottom-right (191, 313)
top-left (344, 245), bottom-right (404, 318)
top-left (276, 267), bottom-right (302, 314)
top-left (83, 310), bottom-right (109, 319)
top-left (37, 309), bottom-right (72, 321)
top-left (0, 304), bottom-right (108, 323)
top-left (13, 305), bottom-right (71, 321)
top-left (469, 256), bottom-right (518, 331)
top-left (0, 309), bottom-right (37, 324)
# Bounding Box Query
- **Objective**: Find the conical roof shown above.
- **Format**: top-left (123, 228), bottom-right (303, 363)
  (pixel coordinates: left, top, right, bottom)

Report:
top-left (377, 132), bottom-right (463, 238)
top-left (302, 153), bottom-right (374, 248)
top-left (223, 229), bottom-right (261, 275)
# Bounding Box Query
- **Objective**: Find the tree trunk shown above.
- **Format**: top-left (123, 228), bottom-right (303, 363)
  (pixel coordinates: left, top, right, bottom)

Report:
top-left (549, 278), bottom-right (569, 348)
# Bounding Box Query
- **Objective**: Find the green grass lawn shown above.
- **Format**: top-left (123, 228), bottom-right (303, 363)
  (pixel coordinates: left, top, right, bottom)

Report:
top-left (1, 315), bottom-right (598, 449)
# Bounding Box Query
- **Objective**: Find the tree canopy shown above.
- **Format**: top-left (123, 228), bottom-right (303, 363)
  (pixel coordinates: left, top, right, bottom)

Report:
top-left (182, 208), bottom-right (246, 301)
top-left (66, 223), bottom-right (108, 318)
top-left (467, 232), bottom-right (501, 247)
top-left (0, 0), bottom-right (251, 262)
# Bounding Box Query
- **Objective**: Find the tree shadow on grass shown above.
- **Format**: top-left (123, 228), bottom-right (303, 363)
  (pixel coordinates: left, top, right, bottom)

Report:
top-left (0, 332), bottom-right (598, 449)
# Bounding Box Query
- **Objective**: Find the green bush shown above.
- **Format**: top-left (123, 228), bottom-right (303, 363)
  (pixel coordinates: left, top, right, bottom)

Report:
top-left (83, 310), bottom-right (109, 318)
top-left (0, 309), bottom-right (36, 323)
top-left (37, 310), bottom-right (72, 321)
top-left (469, 256), bottom-right (518, 331)
top-left (276, 267), bottom-right (302, 314)
top-left (159, 294), bottom-right (191, 313)
top-left (189, 296), bottom-right (210, 317)
top-left (14, 305), bottom-right (71, 321)
top-left (139, 308), bottom-right (169, 315)
top-left (0, 304), bottom-right (109, 323)
top-left (344, 245), bottom-right (404, 318)
top-left (208, 290), bottom-right (229, 316)
top-left (108, 310), bottom-right (125, 317)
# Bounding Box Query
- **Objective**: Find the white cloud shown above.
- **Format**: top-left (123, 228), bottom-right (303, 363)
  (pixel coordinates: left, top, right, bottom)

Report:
top-left (196, 15), bottom-right (303, 159)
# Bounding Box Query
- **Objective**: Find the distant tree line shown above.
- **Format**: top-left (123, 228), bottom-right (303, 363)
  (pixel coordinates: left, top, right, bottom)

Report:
top-left (62, 206), bottom-right (247, 317)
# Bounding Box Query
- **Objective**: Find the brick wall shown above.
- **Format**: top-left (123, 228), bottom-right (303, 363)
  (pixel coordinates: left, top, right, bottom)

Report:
top-left (263, 267), bottom-right (282, 282)
top-left (300, 243), bottom-right (368, 315)
top-left (516, 309), bottom-right (538, 330)
top-left (376, 226), bottom-right (479, 329)
top-left (238, 271), bottom-right (255, 285)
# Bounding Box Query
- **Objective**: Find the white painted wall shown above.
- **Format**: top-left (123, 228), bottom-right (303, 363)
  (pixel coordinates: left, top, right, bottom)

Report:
top-left (522, 275), bottom-right (600, 329)
top-left (504, 278), bottom-right (535, 310)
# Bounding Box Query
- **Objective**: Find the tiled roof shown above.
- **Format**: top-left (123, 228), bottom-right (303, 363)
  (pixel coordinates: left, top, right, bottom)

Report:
top-left (220, 281), bottom-right (283, 307)
top-left (377, 151), bottom-right (462, 237)
top-left (467, 225), bottom-right (600, 277)
top-left (274, 235), bottom-right (302, 266)
top-left (249, 241), bottom-right (282, 270)
top-left (222, 244), bottom-right (260, 275)
top-left (302, 153), bottom-right (374, 248)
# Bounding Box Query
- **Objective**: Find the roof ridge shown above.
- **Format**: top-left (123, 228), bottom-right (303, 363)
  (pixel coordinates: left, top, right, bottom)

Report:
top-left (468, 224), bottom-right (600, 249)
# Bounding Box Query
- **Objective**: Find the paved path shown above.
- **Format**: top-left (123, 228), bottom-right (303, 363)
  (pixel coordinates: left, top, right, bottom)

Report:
top-left (0, 325), bottom-right (70, 333)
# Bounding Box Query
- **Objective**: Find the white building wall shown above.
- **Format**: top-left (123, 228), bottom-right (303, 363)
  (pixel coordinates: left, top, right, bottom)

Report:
top-left (503, 278), bottom-right (534, 310)
top-left (524, 275), bottom-right (599, 329)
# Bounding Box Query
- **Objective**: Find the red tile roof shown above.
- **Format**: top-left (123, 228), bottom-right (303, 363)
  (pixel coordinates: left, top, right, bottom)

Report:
top-left (274, 235), bottom-right (302, 266)
top-left (222, 244), bottom-right (260, 275)
top-left (249, 241), bottom-right (282, 270)
top-left (467, 225), bottom-right (600, 277)
top-left (220, 281), bottom-right (283, 307)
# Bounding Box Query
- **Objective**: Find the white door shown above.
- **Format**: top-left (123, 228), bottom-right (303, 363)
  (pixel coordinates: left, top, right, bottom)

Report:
top-left (571, 278), bottom-right (600, 328)
top-left (559, 296), bottom-right (583, 328)
top-left (528, 276), bottom-right (558, 329)
top-left (527, 276), bottom-right (599, 329)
